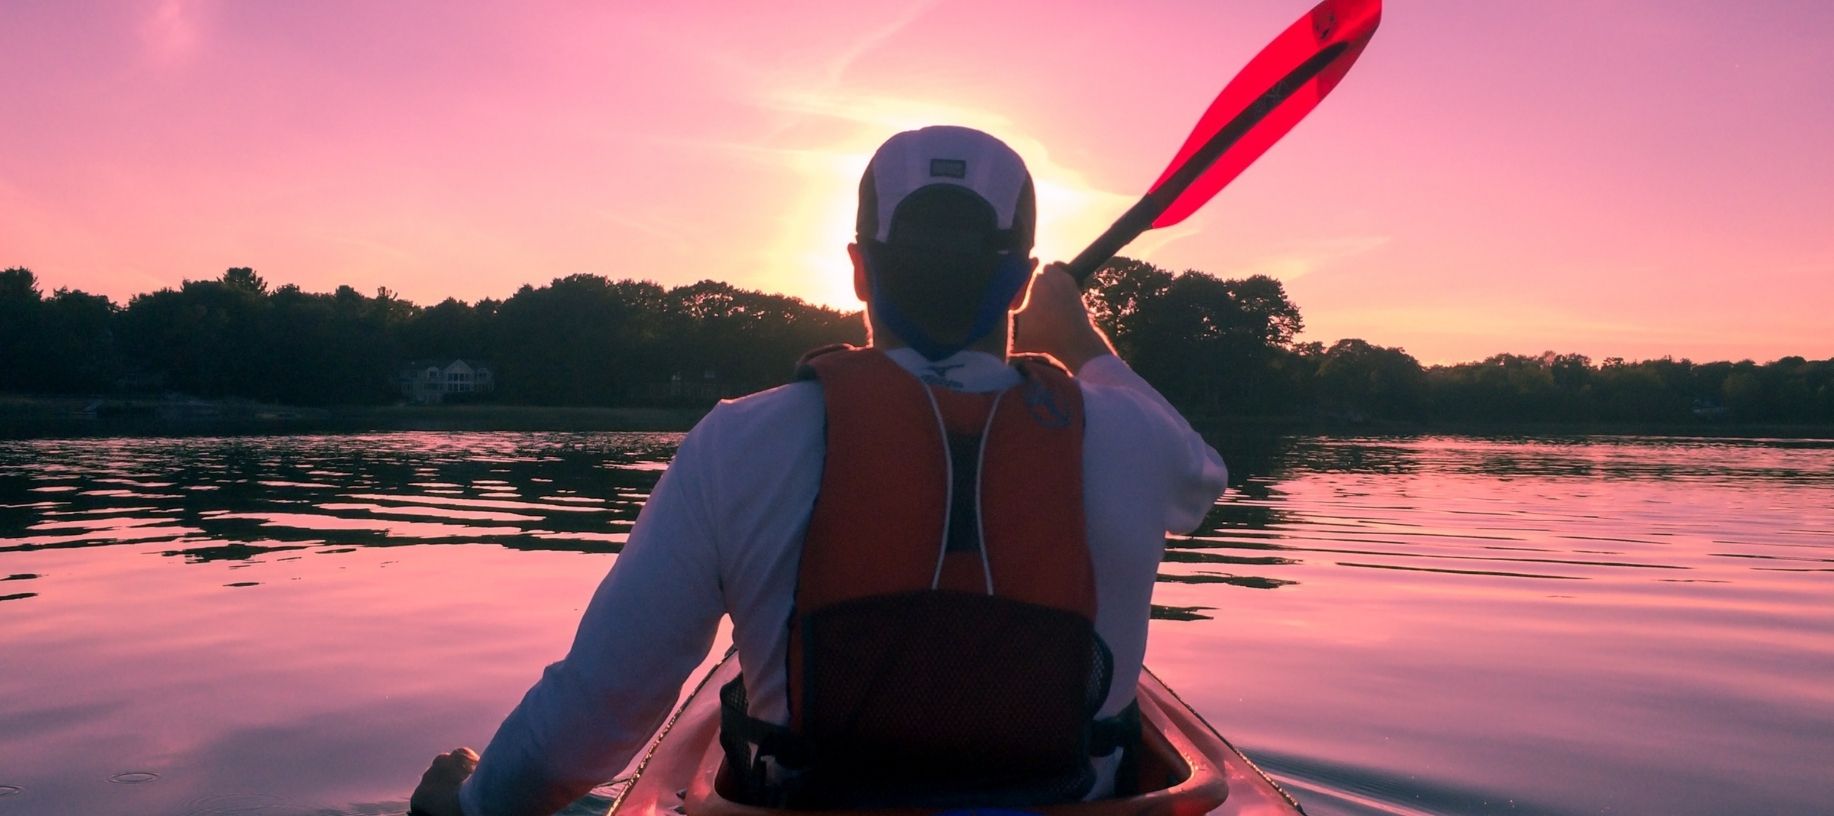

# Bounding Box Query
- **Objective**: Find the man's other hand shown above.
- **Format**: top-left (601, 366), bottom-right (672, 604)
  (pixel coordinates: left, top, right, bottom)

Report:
top-left (1013, 263), bottom-right (1116, 372)
top-left (409, 747), bottom-right (478, 816)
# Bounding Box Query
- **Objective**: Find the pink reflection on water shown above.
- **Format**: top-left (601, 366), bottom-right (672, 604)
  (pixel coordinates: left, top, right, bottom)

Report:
top-left (212, 512), bottom-right (524, 539)
top-left (28, 516), bottom-right (175, 532)
top-left (315, 502), bottom-right (545, 523)
top-left (5, 525), bottom-right (204, 548)
top-left (0, 543), bottom-right (673, 813)
top-left (340, 493), bottom-right (606, 513)
top-left (529, 530), bottom-right (631, 545)
top-left (2, 431), bottom-right (1829, 815)
top-left (42, 506), bottom-right (159, 517)
top-left (1, 503), bottom-right (63, 513)
top-left (76, 489), bottom-right (185, 499)
top-left (1148, 439), bottom-right (1834, 815)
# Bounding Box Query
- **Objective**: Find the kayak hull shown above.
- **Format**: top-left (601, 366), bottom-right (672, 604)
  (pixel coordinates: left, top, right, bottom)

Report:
top-left (609, 655), bottom-right (1303, 816)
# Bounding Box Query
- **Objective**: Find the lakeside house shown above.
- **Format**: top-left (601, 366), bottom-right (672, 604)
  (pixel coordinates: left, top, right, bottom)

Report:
top-left (399, 359), bottom-right (495, 404)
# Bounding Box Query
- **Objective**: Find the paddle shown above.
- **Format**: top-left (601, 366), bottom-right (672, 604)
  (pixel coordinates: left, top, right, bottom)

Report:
top-left (1064, 0), bottom-right (1383, 286)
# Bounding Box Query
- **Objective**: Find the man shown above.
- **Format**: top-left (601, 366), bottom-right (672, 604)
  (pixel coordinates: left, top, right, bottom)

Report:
top-left (412, 125), bottom-right (1227, 816)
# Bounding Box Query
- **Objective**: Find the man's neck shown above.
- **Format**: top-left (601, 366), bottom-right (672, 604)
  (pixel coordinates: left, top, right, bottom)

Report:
top-left (866, 323), bottom-right (1011, 362)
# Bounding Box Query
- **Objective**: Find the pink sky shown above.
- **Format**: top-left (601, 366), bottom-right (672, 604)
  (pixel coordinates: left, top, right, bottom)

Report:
top-left (3, 0), bottom-right (1830, 364)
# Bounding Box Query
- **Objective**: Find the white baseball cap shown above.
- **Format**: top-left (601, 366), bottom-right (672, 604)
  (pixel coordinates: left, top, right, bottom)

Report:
top-left (856, 126), bottom-right (1036, 254)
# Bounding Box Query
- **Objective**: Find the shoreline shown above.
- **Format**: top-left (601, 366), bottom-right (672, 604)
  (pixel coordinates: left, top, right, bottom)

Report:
top-left (5, 395), bottom-right (1831, 442)
top-left (0, 396), bottom-right (709, 440)
top-left (1192, 413), bottom-right (1834, 441)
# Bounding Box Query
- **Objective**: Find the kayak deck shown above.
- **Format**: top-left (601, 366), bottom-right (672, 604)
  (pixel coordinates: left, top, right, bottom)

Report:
top-left (609, 654), bottom-right (1304, 816)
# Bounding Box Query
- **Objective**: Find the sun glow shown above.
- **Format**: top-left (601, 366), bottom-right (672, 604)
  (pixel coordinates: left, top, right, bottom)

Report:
top-left (758, 95), bottom-right (1137, 310)
top-left (1030, 176), bottom-right (1135, 272)
top-left (762, 149), bottom-right (873, 310)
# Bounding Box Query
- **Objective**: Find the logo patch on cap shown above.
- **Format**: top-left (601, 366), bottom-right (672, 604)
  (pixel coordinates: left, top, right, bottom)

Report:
top-left (929, 158), bottom-right (967, 179)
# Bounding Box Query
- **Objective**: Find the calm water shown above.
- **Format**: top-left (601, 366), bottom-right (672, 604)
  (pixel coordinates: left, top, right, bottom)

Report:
top-left (1, 432), bottom-right (1830, 815)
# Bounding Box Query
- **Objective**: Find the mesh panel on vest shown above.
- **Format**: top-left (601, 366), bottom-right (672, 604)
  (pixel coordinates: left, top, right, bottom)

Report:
top-left (786, 590), bottom-right (1110, 808)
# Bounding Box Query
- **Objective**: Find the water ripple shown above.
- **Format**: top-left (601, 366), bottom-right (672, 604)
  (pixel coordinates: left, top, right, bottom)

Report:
top-left (2, 431), bottom-right (1830, 815)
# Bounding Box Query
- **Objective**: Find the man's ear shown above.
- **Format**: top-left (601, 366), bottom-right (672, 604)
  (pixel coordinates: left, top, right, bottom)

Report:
top-left (1009, 256), bottom-right (1040, 311)
top-left (849, 243), bottom-right (870, 303)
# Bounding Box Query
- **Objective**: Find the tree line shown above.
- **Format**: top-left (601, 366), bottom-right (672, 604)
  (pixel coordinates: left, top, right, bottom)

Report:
top-left (1082, 260), bottom-right (1834, 425)
top-left (0, 266), bottom-right (860, 406)
top-left (3, 262), bottom-right (1831, 426)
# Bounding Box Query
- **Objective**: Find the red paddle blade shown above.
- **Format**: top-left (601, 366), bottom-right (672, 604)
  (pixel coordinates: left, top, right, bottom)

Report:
top-left (1147, 0), bottom-right (1382, 228)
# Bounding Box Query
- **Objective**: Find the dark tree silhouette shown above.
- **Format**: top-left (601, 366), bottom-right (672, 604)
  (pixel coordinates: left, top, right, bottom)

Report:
top-left (0, 268), bottom-right (44, 392)
top-left (38, 289), bottom-right (119, 394)
top-left (1086, 258), bottom-right (1303, 415)
top-left (490, 275), bottom-right (670, 404)
top-left (2, 259), bottom-right (1830, 428)
top-left (1314, 339), bottom-right (1425, 420)
top-left (222, 267), bottom-right (267, 294)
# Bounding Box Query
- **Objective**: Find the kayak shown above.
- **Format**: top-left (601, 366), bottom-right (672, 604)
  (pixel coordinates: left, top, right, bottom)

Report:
top-left (607, 653), bottom-right (1305, 816)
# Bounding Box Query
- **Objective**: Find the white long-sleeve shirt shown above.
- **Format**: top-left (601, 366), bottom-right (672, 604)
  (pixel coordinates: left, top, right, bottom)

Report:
top-left (460, 349), bottom-right (1228, 816)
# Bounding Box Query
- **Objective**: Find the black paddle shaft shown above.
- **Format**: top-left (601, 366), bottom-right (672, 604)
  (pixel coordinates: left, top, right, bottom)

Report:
top-left (1063, 41), bottom-right (1349, 288)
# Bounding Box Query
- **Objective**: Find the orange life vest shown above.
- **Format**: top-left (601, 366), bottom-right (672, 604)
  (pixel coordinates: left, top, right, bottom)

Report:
top-left (719, 346), bottom-right (1133, 809)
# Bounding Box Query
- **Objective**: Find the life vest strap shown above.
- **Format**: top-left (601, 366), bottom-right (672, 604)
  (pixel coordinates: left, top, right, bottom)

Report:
top-left (718, 676), bottom-right (807, 807)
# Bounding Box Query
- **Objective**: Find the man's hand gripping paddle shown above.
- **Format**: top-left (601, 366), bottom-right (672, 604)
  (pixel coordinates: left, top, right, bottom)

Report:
top-left (1063, 0), bottom-right (1383, 285)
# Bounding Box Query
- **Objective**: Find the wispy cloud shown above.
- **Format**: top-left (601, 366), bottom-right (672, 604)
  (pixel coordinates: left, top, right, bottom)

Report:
top-left (595, 210), bottom-right (690, 252)
top-left (1232, 234), bottom-right (1390, 282)
top-left (324, 234), bottom-right (415, 263)
top-left (818, 1), bottom-right (937, 86)
top-left (622, 2), bottom-right (935, 114)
